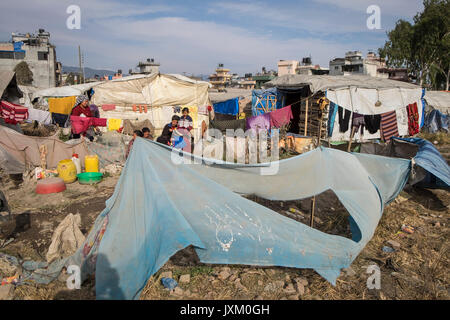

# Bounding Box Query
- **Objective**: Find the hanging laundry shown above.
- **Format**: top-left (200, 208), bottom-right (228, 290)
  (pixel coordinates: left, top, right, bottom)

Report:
top-left (0, 101), bottom-right (28, 124)
top-left (108, 118), bottom-right (122, 131)
top-left (101, 104), bottom-right (116, 112)
top-left (48, 96), bottom-right (77, 115)
top-left (364, 115), bottom-right (381, 134)
top-left (338, 106), bottom-right (351, 133)
top-left (246, 113), bottom-right (271, 132)
top-left (352, 112), bottom-right (365, 135)
top-left (173, 106), bottom-right (182, 114)
top-left (213, 98), bottom-right (239, 115)
top-left (327, 102), bottom-right (338, 137)
top-left (407, 102), bottom-right (420, 136)
top-left (380, 111), bottom-right (399, 142)
top-left (269, 105), bottom-right (293, 128)
top-left (51, 113), bottom-right (69, 127)
top-left (27, 107), bottom-right (51, 125)
top-left (70, 116), bottom-right (107, 134)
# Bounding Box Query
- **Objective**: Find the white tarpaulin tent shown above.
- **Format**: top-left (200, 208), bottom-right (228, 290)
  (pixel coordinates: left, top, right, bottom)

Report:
top-left (91, 73), bottom-right (211, 107)
top-left (32, 82), bottom-right (103, 99)
top-left (424, 91), bottom-right (450, 114)
top-left (265, 74), bottom-right (423, 115)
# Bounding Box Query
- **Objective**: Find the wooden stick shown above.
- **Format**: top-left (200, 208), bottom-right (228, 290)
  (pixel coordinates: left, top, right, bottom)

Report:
top-left (304, 98), bottom-right (309, 136)
top-left (347, 126), bottom-right (356, 152)
top-left (310, 196), bottom-right (316, 227)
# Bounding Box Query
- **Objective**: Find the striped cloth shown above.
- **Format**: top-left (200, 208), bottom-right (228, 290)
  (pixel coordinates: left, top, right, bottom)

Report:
top-left (380, 111), bottom-right (399, 142)
top-left (0, 100), bottom-right (29, 124)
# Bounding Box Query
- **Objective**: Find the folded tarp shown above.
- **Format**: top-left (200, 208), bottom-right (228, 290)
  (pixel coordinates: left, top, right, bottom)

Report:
top-left (213, 97), bottom-right (239, 115)
top-left (67, 138), bottom-right (411, 299)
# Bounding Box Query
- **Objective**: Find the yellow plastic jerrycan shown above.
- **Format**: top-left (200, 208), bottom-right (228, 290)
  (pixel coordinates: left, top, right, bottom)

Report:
top-left (57, 159), bottom-right (77, 183)
top-left (85, 154), bottom-right (99, 173)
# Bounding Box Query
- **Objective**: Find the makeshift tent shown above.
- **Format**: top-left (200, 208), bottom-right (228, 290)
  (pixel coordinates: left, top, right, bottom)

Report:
top-left (91, 74), bottom-right (211, 141)
top-left (424, 91), bottom-right (450, 115)
top-left (0, 71), bottom-right (22, 104)
top-left (64, 137), bottom-right (414, 299)
top-left (251, 88), bottom-right (282, 116)
top-left (213, 97), bottom-right (239, 115)
top-left (32, 82), bottom-right (102, 99)
top-left (264, 75), bottom-right (424, 142)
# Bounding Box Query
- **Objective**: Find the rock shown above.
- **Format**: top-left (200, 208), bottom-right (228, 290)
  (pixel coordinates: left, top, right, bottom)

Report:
top-left (229, 274), bottom-right (237, 282)
top-left (295, 282), bottom-right (305, 296)
top-left (254, 295), bottom-right (264, 300)
top-left (172, 287), bottom-right (184, 296)
top-left (0, 284), bottom-right (14, 300)
top-left (285, 274), bottom-right (291, 282)
top-left (221, 267), bottom-right (231, 273)
top-left (234, 278), bottom-right (247, 291)
top-left (288, 294), bottom-right (299, 300)
top-left (294, 277), bottom-right (309, 287)
top-left (434, 222), bottom-right (441, 227)
top-left (280, 297), bottom-right (288, 300)
top-left (343, 267), bottom-right (356, 277)
top-left (284, 283), bottom-right (296, 295)
top-left (185, 290), bottom-right (191, 297)
top-left (258, 280), bottom-right (263, 286)
top-left (264, 280), bottom-right (284, 292)
top-left (387, 240), bottom-right (401, 249)
top-left (160, 271), bottom-right (172, 279)
top-left (212, 280), bottom-right (220, 287)
top-left (218, 270), bottom-right (231, 281)
top-left (179, 274), bottom-right (190, 284)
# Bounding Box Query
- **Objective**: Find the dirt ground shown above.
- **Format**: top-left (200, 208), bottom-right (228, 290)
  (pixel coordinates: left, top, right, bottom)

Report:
top-left (0, 137), bottom-right (448, 300)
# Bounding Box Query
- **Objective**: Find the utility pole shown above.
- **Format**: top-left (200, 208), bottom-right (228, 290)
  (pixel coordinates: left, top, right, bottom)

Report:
top-left (78, 45), bottom-right (83, 84)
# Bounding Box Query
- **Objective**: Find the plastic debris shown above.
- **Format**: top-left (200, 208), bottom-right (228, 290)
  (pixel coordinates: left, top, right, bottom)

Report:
top-left (161, 277), bottom-right (178, 290)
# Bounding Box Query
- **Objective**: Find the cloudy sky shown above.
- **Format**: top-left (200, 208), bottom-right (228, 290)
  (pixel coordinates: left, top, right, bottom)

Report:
top-left (0, 0), bottom-right (424, 75)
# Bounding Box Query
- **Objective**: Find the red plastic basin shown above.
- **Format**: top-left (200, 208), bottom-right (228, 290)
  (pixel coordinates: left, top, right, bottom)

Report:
top-left (36, 177), bottom-right (66, 194)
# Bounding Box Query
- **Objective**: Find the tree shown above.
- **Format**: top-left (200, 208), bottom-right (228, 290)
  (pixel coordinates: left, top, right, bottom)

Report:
top-left (13, 61), bottom-right (33, 85)
top-left (380, 0), bottom-right (450, 89)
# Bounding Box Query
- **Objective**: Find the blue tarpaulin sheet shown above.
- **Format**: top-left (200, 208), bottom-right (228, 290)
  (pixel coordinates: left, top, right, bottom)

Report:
top-left (252, 88), bottom-right (282, 116)
top-left (395, 137), bottom-right (450, 188)
top-left (423, 109), bottom-right (449, 134)
top-left (213, 97), bottom-right (239, 115)
top-left (67, 138), bottom-right (412, 299)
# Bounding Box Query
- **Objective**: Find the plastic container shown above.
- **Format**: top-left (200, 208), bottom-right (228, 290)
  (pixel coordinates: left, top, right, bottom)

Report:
top-left (71, 153), bottom-right (81, 174)
top-left (77, 172), bottom-right (103, 185)
top-left (36, 177), bottom-right (66, 194)
top-left (57, 159), bottom-right (77, 183)
top-left (85, 154), bottom-right (99, 173)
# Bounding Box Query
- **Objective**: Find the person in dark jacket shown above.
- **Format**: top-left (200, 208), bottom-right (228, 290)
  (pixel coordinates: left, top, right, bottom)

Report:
top-left (157, 115), bottom-right (180, 145)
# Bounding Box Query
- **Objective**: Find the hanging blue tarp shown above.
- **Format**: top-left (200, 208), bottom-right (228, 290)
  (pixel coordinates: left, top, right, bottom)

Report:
top-left (422, 109), bottom-right (449, 134)
top-left (252, 88), bottom-right (282, 116)
top-left (66, 138), bottom-right (412, 300)
top-left (395, 137), bottom-right (450, 188)
top-left (213, 97), bottom-right (239, 115)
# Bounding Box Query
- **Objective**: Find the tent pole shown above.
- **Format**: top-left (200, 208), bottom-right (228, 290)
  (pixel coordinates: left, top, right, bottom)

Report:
top-left (304, 98), bottom-right (309, 136)
top-left (310, 196), bottom-right (316, 227)
top-left (347, 126), bottom-right (356, 152)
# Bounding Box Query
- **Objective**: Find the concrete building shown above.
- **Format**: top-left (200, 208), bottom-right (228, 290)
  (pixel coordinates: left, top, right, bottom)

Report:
top-left (130, 58), bottom-right (160, 75)
top-left (329, 51), bottom-right (386, 77)
top-left (278, 60), bottom-right (299, 76)
top-left (0, 29), bottom-right (60, 88)
top-left (253, 67), bottom-right (277, 89)
top-left (209, 64), bottom-right (232, 91)
top-left (296, 57), bottom-right (329, 75)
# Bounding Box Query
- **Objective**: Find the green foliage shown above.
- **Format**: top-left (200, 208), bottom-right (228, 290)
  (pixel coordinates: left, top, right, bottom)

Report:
top-left (380, 0), bottom-right (450, 89)
top-left (13, 61), bottom-right (33, 85)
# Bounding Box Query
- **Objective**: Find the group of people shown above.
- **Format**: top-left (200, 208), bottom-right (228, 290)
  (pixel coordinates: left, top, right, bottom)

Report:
top-left (68, 95), bottom-right (195, 158)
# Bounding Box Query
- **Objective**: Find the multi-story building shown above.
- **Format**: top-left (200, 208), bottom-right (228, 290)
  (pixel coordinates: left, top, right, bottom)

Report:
top-left (277, 60), bottom-right (299, 76)
top-left (209, 64), bottom-right (232, 91)
top-left (253, 67), bottom-right (277, 89)
top-left (0, 29), bottom-right (60, 88)
top-left (296, 57), bottom-right (329, 75)
top-left (129, 58), bottom-right (160, 75)
top-left (329, 51), bottom-right (386, 77)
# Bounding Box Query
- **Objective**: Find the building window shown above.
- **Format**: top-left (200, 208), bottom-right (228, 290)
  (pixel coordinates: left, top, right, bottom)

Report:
top-left (0, 51), bottom-right (14, 59)
top-left (14, 51), bottom-right (25, 59)
top-left (335, 66), bottom-right (339, 70)
top-left (38, 51), bottom-right (48, 60)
